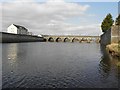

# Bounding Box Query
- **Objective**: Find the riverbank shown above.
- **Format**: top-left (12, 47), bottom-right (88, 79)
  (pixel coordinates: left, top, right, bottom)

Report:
top-left (106, 43), bottom-right (120, 57)
top-left (106, 43), bottom-right (120, 66)
top-left (0, 32), bottom-right (46, 43)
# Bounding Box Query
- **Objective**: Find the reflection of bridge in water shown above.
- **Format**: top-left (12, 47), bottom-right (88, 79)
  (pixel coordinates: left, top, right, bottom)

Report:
top-left (43, 35), bottom-right (100, 43)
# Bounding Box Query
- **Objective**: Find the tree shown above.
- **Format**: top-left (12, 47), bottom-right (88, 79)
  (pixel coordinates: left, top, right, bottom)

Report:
top-left (101, 13), bottom-right (114, 33)
top-left (115, 14), bottom-right (120, 25)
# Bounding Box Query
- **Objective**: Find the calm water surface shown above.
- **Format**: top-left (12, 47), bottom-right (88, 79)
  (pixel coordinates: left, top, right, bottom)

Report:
top-left (2, 42), bottom-right (119, 88)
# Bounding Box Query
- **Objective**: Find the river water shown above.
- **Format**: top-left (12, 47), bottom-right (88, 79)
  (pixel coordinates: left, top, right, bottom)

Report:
top-left (2, 42), bottom-right (119, 88)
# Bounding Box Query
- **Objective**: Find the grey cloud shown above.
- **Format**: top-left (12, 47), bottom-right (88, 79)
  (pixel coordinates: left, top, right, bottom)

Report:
top-left (1, 0), bottom-right (102, 35)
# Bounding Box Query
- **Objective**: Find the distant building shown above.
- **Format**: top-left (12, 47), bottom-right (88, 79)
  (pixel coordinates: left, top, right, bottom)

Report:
top-left (38, 34), bottom-right (43, 37)
top-left (7, 24), bottom-right (28, 35)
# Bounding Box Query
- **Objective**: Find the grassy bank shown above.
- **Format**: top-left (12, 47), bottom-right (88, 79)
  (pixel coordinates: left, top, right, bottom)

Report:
top-left (106, 43), bottom-right (120, 57)
top-left (106, 43), bottom-right (120, 66)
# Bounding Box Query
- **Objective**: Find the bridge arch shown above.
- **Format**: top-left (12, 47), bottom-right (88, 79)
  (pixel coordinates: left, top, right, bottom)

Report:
top-left (56, 37), bottom-right (62, 42)
top-left (96, 38), bottom-right (100, 43)
top-left (79, 38), bottom-right (82, 43)
top-left (64, 38), bottom-right (70, 42)
top-left (72, 38), bottom-right (79, 42)
top-left (81, 38), bottom-right (87, 41)
top-left (48, 37), bottom-right (54, 42)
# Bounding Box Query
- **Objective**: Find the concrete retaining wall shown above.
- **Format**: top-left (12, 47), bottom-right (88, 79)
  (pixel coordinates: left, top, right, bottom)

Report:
top-left (100, 25), bottom-right (120, 46)
top-left (100, 28), bottom-right (111, 45)
top-left (0, 32), bottom-right (46, 43)
top-left (111, 26), bottom-right (120, 43)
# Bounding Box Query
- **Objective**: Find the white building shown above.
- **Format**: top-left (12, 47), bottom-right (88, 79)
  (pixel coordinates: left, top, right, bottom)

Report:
top-left (7, 24), bottom-right (28, 35)
top-left (38, 34), bottom-right (43, 37)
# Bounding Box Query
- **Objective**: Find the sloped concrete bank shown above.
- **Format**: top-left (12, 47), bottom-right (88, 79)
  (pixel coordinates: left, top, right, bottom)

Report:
top-left (0, 32), bottom-right (46, 43)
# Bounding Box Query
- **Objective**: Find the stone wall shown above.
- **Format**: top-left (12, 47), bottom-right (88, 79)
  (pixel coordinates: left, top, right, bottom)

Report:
top-left (100, 25), bottom-right (120, 46)
top-left (111, 25), bottom-right (120, 43)
top-left (0, 32), bottom-right (46, 43)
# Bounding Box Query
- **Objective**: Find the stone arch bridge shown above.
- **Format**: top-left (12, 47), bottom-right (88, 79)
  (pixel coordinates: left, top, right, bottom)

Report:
top-left (43, 35), bottom-right (100, 43)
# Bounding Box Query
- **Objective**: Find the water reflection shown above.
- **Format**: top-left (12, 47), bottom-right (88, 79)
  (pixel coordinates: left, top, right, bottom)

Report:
top-left (99, 45), bottom-right (120, 82)
top-left (99, 45), bottom-right (111, 77)
top-left (6, 43), bottom-right (28, 67)
top-left (7, 44), bottom-right (18, 66)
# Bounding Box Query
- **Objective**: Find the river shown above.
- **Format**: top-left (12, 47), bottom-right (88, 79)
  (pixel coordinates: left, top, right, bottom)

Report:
top-left (1, 42), bottom-right (119, 88)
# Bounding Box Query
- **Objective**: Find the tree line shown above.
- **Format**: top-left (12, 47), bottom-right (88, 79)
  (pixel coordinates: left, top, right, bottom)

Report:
top-left (101, 13), bottom-right (120, 33)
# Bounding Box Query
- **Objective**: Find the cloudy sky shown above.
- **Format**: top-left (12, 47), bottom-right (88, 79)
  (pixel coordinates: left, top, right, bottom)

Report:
top-left (0, 0), bottom-right (118, 35)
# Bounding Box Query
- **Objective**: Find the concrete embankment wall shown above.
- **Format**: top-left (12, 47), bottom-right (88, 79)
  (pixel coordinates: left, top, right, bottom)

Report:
top-left (100, 25), bottom-right (120, 46)
top-left (111, 26), bottom-right (120, 43)
top-left (100, 28), bottom-right (111, 45)
top-left (0, 32), bottom-right (46, 43)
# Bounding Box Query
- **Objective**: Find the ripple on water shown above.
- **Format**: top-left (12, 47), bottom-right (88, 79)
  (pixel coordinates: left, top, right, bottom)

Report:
top-left (2, 43), bottom-right (119, 88)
